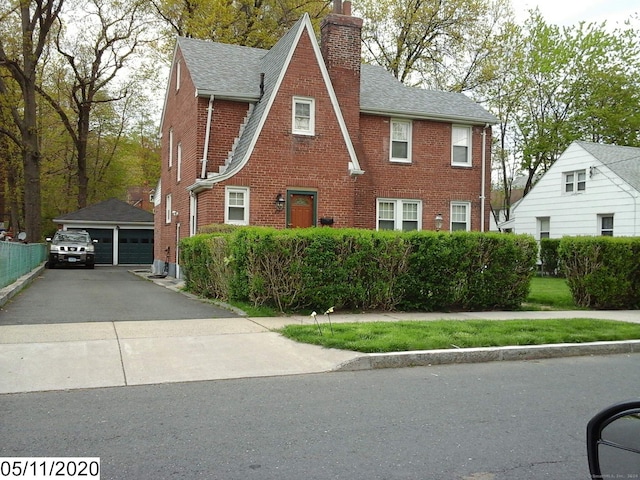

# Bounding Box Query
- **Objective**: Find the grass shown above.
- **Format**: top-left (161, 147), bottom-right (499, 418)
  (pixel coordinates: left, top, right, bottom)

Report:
top-left (278, 319), bottom-right (640, 353)
top-left (525, 276), bottom-right (577, 309)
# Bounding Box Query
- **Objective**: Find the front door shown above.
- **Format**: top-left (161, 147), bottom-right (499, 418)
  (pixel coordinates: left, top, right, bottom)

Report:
top-left (288, 192), bottom-right (316, 228)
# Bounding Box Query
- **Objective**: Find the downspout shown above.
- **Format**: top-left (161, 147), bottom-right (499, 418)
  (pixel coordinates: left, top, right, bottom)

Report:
top-left (480, 124), bottom-right (489, 232)
top-left (200, 95), bottom-right (215, 179)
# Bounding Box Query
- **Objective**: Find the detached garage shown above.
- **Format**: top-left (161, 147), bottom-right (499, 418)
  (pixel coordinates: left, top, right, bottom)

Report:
top-left (53, 198), bottom-right (154, 265)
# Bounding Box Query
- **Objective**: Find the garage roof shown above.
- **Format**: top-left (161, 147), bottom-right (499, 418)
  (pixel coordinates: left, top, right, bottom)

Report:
top-left (53, 198), bottom-right (154, 224)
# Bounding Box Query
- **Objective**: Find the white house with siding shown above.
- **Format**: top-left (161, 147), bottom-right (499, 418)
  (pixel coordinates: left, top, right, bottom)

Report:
top-left (503, 141), bottom-right (640, 239)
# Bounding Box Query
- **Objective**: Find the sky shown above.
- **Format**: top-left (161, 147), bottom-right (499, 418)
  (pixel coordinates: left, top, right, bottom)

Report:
top-left (512, 0), bottom-right (638, 27)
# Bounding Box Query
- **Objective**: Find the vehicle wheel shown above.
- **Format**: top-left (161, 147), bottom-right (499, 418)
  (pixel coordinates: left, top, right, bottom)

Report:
top-left (46, 261), bottom-right (55, 269)
top-left (86, 263), bottom-right (95, 269)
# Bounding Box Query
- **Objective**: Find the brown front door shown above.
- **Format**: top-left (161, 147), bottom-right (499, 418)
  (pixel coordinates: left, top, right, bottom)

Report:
top-left (288, 192), bottom-right (315, 228)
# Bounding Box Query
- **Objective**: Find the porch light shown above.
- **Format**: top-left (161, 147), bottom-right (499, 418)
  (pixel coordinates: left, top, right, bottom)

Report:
top-left (275, 193), bottom-right (286, 211)
top-left (435, 213), bottom-right (443, 232)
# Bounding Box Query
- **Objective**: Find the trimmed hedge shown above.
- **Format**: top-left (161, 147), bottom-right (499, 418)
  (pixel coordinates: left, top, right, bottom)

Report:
top-left (558, 237), bottom-right (640, 309)
top-left (180, 227), bottom-right (538, 313)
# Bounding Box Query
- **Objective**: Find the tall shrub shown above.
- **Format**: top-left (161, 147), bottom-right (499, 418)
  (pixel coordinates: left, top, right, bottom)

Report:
top-left (559, 237), bottom-right (640, 309)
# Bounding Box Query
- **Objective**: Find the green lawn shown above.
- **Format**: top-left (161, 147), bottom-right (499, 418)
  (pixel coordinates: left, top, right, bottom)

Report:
top-left (525, 276), bottom-right (577, 309)
top-left (279, 319), bottom-right (640, 353)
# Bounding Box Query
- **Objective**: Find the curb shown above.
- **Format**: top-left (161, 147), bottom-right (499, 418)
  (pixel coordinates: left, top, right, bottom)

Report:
top-left (335, 340), bottom-right (640, 371)
top-left (0, 264), bottom-right (45, 308)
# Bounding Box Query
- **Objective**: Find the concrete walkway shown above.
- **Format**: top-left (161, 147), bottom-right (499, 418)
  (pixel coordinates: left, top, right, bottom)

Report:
top-left (0, 269), bottom-right (639, 394)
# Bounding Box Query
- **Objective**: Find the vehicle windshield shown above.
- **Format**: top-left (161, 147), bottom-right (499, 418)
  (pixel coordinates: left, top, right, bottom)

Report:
top-left (53, 232), bottom-right (91, 243)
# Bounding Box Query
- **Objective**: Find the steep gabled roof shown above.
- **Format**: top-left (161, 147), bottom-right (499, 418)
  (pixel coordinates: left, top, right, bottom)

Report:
top-left (576, 141), bottom-right (640, 192)
top-left (53, 198), bottom-right (154, 224)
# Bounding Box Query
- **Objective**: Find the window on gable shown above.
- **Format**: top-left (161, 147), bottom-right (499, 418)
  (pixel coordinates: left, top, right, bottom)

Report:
top-left (176, 60), bottom-right (181, 91)
top-left (225, 187), bottom-right (249, 225)
top-left (537, 216), bottom-right (550, 239)
top-left (599, 214), bottom-right (614, 236)
top-left (451, 202), bottom-right (471, 231)
top-left (390, 119), bottom-right (411, 163)
top-left (292, 97), bottom-right (315, 135)
top-left (564, 170), bottom-right (586, 193)
top-left (452, 126), bottom-right (471, 166)
top-left (377, 199), bottom-right (422, 231)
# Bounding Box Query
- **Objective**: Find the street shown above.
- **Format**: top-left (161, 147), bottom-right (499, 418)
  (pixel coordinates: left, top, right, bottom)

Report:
top-left (2, 354), bottom-right (638, 479)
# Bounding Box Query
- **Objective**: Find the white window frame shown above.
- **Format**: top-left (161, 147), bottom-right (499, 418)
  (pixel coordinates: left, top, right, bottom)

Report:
top-left (376, 198), bottom-right (422, 231)
top-left (564, 170), bottom-right (586, 193)
top-left (450, 201), bottom-right (471, 231)
top-left (390, 119), bottom-right (412, 163)
top-left (176, 60), bottom-right (181, 91)
top-left (177, 142), bottom-right (182, 182)
top-left (165, 194), bottom-right (172, 224)
top-left (599, 214), bottom-right (614, 236)
top-left (451, 125), bottom-right (472, 166)
top-left (537, 216), bottom-right (550, 239)
top-left (292, 97), bottom-right (315, 136)
top-left (168, 128), bottom-right (173, 169)
top-left (225, 187), bottom-right (250, 225)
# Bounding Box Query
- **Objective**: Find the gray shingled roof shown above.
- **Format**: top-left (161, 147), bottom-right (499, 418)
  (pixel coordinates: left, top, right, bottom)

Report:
top-left (576, 141), bottom-right (640, 192)
top-left (176, 25), bottom-right (497, 124)
top-left (54, 198), bottom-right (154, 223)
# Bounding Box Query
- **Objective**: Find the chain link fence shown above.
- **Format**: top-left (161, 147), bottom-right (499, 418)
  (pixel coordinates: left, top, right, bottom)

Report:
top-left (0, 242), bottom-right (48, 289)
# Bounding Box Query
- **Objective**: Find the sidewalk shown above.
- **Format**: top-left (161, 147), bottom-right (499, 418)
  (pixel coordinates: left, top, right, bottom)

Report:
top-left (0, 271), bottom-right (639, 394)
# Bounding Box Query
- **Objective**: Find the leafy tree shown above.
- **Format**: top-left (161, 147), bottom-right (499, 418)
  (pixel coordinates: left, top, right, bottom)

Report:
top-left (150, 0), bottom-right (331, 48)
top-left (356, 0), bottom-right (512, 91)
top-left (0, 0), bottom-right (64, 241)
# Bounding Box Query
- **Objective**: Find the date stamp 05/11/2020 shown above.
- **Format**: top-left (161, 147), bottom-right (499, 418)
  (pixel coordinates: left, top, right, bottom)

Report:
top-left (0, 458), bottom-right (100, 479)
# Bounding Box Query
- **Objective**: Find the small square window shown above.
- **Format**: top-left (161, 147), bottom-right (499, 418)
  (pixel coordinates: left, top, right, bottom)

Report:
top-left (564, 170), bottom-right (586, 193)
top-left (225, 187), bottom-right (249, 225)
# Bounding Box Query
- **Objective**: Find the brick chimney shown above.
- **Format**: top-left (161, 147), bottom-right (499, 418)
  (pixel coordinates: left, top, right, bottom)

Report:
top-left (321, 0), bottom-right (363, 140)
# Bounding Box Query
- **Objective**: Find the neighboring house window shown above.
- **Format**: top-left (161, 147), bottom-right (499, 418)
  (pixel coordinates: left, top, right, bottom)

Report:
top-left (390, 119), bottom-right (411, 163)
top-left (168, 128), bottom-right (173, 169)
top-left (600, 215), bottom-right (614, 236)
top-left (564, 170), bottom-right (586, 193)
top-left (452, 126), bottom-right (471, 166)
top-left (292, 97), bottom-right (315, 135)
top-left (225, 187), bottom-right (249, 225)
top-left (165, 194), bottom-right (172, 224)
top-left (377, 199), bottom-right (422, 231)
top-left (537, 217), bottom-right (550, 239)
top-left (177, 142), bottom-right (182, 182)
top-left (451, 202), bottom-right (471, 231)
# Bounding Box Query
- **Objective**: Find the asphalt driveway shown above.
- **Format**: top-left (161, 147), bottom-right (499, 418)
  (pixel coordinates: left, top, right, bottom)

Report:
top-left (0, 266), bottom-right (238, 325)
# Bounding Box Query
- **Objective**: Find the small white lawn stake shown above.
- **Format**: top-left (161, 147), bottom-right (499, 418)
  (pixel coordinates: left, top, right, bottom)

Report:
top-left (324, 306), bottom-right (335, 334)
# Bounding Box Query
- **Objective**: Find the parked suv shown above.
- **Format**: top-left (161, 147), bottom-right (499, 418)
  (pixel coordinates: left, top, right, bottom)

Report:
top-left (46, 230), bottom-right (97, 269)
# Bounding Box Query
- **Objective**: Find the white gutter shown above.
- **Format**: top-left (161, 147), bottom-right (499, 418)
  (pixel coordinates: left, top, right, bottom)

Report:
top-left (200, 95), bottom-right (215, 179)
top-left (480, 124), bottom-right (489, 232)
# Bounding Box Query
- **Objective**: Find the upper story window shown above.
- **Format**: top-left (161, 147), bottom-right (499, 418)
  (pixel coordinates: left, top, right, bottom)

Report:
top-left (537, 216), bottom-right (550, 239)
top-left (599, 215), bottom-right (614, 236)
top-left (377, 199), bottom-right (421, 231)
top-left (225, 187), bottom-right (249, 225)
top-left (292, 97), bottom-right (315, 135)
top-left (452, 126), bottom-right (471, 166)
top-left (564, 170), bottom-right (586, 193)
top-left (176, 142), bottom-right (182, 182)
top-left (390, 119), bottom-right (412, 163)
top-left (168, 128), bottom-right (173, 169)
top-left (176, 60), bottom-right (181, 91)
top-left (165, 194), bottom-right (172, 224)
top-left (451, 202), bottom-right (471, 231)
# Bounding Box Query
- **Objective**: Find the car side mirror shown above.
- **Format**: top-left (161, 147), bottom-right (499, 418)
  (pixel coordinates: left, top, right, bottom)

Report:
top-left (587, 399), bottom-right (640, 479)
top-left (46, 237), bottom-right (52, 242)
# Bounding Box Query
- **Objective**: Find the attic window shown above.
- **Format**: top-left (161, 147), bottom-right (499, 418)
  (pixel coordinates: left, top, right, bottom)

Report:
top-left (176, 60), bottom-right (181, 91)
top-left (564, 170), bottom-right (586, 193)
top-left (292, 97), bottom-right (315, 136)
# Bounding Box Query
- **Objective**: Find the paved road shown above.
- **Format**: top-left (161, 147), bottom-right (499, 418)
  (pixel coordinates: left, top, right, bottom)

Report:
top-left (0, 266), bottom-right (238, 325)
top-left (2, 354), bottom-right (639, 479)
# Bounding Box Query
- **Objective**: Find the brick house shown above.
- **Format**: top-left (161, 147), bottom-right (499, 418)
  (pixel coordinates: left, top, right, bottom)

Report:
top-left (155, 1), bottom-right (497, 277)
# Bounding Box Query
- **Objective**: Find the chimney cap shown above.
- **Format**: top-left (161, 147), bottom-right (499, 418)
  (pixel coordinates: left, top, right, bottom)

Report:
top-left (333, 0), bottom-right (352, 16)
